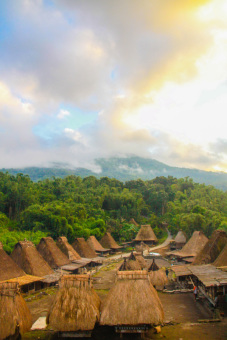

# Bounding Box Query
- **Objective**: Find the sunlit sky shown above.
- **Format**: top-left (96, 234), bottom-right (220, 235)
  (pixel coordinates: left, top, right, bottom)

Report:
top-left (0, 0), bottom-right (226, 172)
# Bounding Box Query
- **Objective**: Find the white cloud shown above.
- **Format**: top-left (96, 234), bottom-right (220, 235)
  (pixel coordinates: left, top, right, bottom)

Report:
top-left (57, 109), bottom-right (70, 119)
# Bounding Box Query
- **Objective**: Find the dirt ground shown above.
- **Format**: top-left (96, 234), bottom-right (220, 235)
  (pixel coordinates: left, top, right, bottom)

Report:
top-left (23, 257), bottom-right (227, 340)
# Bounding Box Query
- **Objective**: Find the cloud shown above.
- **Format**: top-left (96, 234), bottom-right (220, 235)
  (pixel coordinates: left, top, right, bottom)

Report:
top-left (57, 109), bottom-right (70, 119)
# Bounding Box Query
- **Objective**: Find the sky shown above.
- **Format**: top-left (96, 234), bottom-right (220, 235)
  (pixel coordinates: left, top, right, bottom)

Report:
top-left (0, 0), bottom-right (227, 172)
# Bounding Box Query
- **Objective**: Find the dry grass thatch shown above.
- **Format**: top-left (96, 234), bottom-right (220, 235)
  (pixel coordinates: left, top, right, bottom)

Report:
top-left (56, 236), bottom-right (81, 261)
top-left (148, 259), bottom-right (159, 272)
top-left (174, 230), bottom-right (187, 245)
top-left (0, 282), bottom-right (32, 339)
top-left (148, 270), bottom-right (168, 289)
top-left (36, 237), bottom-right (71, 268)
top-left (213, 243), bottom-right (227, 267)
top-left (193, 230), bottom-right (227, 265)
top-left (119, 257), bottom-right (142, 271)
top-left (10, 240), bottom-right (54, 277)
top-left (0, 242), bottom-right (25, 282)
top-left (170, 231), bottom-right (208, 258)
top-left (100, 271), bottom-right (164, 326)
top-left (135, 241), bottom-right (150, 253)
top-left (134, 254), bottom-right (148, 269)
top-left (135, 225), bottom-right (158, 242)
top-left (87, 235), bottom-right (110, 253)
top-left (100, 232), bottom-right (121, 250)
top-left (130, 218), bottom-right (139, 226)
top-left (47, 275), bottom-right (101, 331)
top-left (72, 238), bottom-right (97, 258)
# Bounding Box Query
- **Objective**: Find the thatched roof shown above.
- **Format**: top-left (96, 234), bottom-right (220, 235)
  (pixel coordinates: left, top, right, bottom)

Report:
top-left (10, 240), bottom-right (54, 277)
top-left (56, 236), bottom-right (81, 261)
top-left (135, 241), bottom-right (150, 253)
top-left (213, 243), bottom-right (227, 267)
top-left (36, 237), bottom-right (71, 268)
top-left (174, 230), bottom-right (187, 244)
top-left (169, 231), bottom-right (208, 258)
top-left (47, 275), bottom-right (101, 331)
top-left (134, 253), bottom-right (148, 269)
top-left (72, 238), bottom-right (97, 258)
top-left (100, 271), bottom-right (164, 326)
top-left (135, 225), bottom-right (158, 242)
top-left (193, 230), bottom-right (227, 265)
top-left (0, 242), bottom-right (25, 282)
top-left (148, 269), bottom-right (168, 289)
top-left (148, 259), bottom-right (159, 271)
top-left (119, 252), bottom-right (142, 271)
top-left (100, 232), bottom-right (121, 250)
top-left (130, 218), bottom-right (139, 226)
top-left (87, 235), bottom-right (110, 253)
top-left (0, 282), bottom-right (32, 339)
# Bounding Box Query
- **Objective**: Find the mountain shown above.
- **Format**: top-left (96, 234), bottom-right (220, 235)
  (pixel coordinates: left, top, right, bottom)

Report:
top-left (1, 156), bottom-right (227, 190)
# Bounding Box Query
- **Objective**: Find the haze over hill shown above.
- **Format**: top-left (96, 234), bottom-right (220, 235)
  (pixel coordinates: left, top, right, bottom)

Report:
top-left (1, 157), bottom-right (227, 191)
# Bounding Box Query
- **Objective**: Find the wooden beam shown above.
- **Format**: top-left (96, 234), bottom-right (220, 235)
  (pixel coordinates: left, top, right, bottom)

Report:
top-left (198, 286), bottom-right (215, 306)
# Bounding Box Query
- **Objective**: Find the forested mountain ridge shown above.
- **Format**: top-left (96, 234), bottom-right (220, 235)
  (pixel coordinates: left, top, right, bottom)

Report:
top-left (0, 171), bottom-right (226, 253)
top-left (1, 156), bottom-right (227, 190)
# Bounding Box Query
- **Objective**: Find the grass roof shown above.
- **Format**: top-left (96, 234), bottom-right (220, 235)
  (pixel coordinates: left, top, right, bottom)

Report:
top-left (193, 230), bottom-right (227, 265)
top-left (174, 230), bottom-right (187, 244)
top-left (148, 259), bottom-right (159, 272)
top-left (47, 275), bottom-right (101, 331)
top-left (0, 282), bottom-right (32, 339)
top-left (135, 225), bottom-right (158, 242)
top-left (135, 241), bottom-right (150, 253)
top-left (36, 237), bottom-right (71, 268)
top-left (213, 243), bottom-right (227, 267)
top-left (87, 235), bottom-right (110, 253)
top-left (10, 240), bottom-right (54, 277)
top-left (0, 242), bottom-right (25, 282)
top-left (100, 232), bottom-right (121, 249)
top-left (170, 231), bottom-right (208, 258)
top-left (56, 236), bottom-right (81, 261)
top-left (72, 238), bottom-right (97, 258)
top-left (100, 271), bottom-right (164, 326)
top-left (149, 269), bottom-right (168, 289)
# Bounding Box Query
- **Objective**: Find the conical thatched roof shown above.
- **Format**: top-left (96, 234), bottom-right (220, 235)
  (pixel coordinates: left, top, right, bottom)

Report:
top-left (87, 236), bottom-right (110, 253)
top-left (100, 232), bottom-right (121, 250)
top-left (10, 240), bottom-right (54, 277)
top-left (0, 242), bottom-right (25, 282)
top-left (135, 241), bottom-right (150, 253)
top-left (72, 238), bottom-right (97, 258)
top-left (170, 231), bottom-right (208, 258)
top-left (174, 230), bottom-right (187, 244)
top-left (119, 252), bottom-right (142, 271)
top-left (0, 282), bottom-right (32, 339)
top-left (56, 236), bottom-right (81, 261)
top-left (148, 259), bottom-right (159, 272)
top-left (47, 275), bottom-right (101, 331)
top-left (193, 230), bottom-right (227, 265)
top-left (100, 271), bottom-right (164, 326)
top-left (148, 269), bottom-right (168, 289)
top-left (134, 253), bottom-right (148, 269)
top-left (213, 243), bottom-right (227, 267)
top-left (36, 237), bottom-right (71, 268)
top-left (135, 225), bottom-right (158, 242)
top-left (130, 218), bottom-right (139, 226)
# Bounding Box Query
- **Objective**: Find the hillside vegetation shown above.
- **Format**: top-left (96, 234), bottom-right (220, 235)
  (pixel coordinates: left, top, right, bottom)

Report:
top-left (0, 172), bottom-right (226, 253)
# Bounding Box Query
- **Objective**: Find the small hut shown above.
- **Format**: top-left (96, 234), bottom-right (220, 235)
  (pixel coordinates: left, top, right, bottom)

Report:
top-left (100, 232), bottom-right (121, 253)
top-left (174, 230), bottom-right (187, 249)
top-left (0, 282), bottom-right (32, 339)
top-left (213, 243), bottom-right (227, 268)
top-left (87, 235), bottom-right (110, 255)
top-left (37, 237), bottom-right (71, 269)
top-left (72, 238), bottom-right (97, 258)
top-left (193, 230), bottom-right (227, 265)
top-left (47, 275), bottom-right (101, 336)
top-left (100, 271), bottom-right (164, 334)
top-left (0, 241), bottom-right (25, 282)
top-left (135, 241), bottom-right (150, 254)
top-left (10, 240), bottom-right (54, 277)
top-left (119, 252), bottom-right (142, 271)
top-left (56, 236), bottom-right (81, 261)
top-left (134, 253), bottom-right (148, 269)
top-left (167, 231), bottom-right (208, 263)
top-left (134, 225), bottom-right (158, 245)
top-left (148, 259), bottom-right (168, 290)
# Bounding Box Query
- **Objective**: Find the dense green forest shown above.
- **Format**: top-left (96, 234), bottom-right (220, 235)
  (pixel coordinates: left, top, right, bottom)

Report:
top-left (0, 171), bottom-right (226, 253)
top-left (2, 156), bottom-right (227, 190)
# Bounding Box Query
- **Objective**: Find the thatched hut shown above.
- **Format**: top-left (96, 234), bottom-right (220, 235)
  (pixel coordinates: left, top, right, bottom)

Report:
top-left (56, 236), bottom-right (81, 261)
top-left (130, 218), bottom-right (139, 226)
top-left (100, 271), bottom-right (164, 330)
top-left (168, 231), bottom-right (208, 262)
top-left (135, 241), bottom-right (150, 254)
top-left (193, 230), bottom-right (227, 265)
top-left (134, 225), bottom-right (158, 245)
top-left (148, 259), bottom-right (168, 289)
top-left (174, 230), bottom-right (187, 249)
top-left (213, 243), bottom-right (227, 268)
top-left (119, 252), bottom-right (142, 271)
top-left (0, 282), bottom-right (32, 339)
top-left (47, 275), bottom-right (101, 333)
top-left (37, 237), bottom-right (71, 269)
top-left (0, 241), bottom-right (25, 282)
top-left (87, 235), bottom-right (110, 255)
top-left (134, 253), bottom-right (148, 269)
top-left (72, 238), bottom-right (97, 258)
top-left (100, 232), bottom-right (121, 253)
top-left (10, 240), bottom-right (54, 277)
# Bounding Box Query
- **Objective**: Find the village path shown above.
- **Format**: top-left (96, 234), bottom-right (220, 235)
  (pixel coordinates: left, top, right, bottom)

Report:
top-left (148, 228), bottom-right (173, 251)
